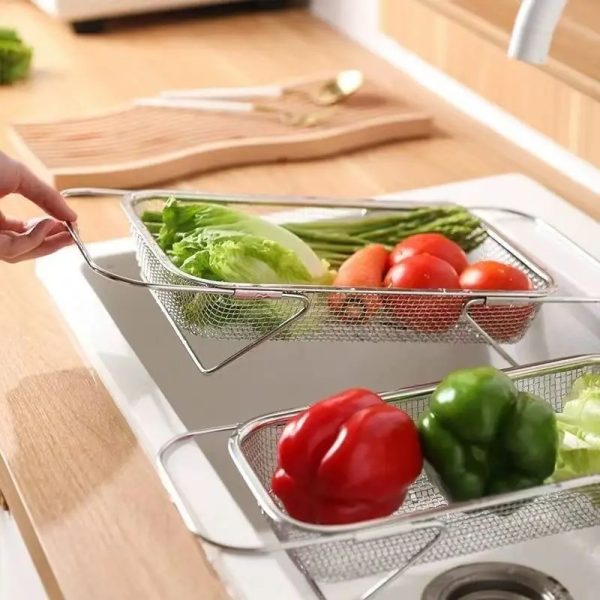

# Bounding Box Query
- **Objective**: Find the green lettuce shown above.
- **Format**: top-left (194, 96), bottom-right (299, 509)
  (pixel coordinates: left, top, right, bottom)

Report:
top-left (550, 374), bottom-right (600, 483)
top-left (148, 198), bottom-right (330, 337)
top-left (171, 229), bottom-right (314, 284)
top-left (157, 198), bottom-right (330, 283)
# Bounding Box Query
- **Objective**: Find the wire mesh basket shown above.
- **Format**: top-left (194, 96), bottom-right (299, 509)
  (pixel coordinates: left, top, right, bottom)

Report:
top-left (63, 187), bottom-right (598, 374)
top-left (125, 191), bottom-right (554, 345)
top-left (124, 192), bottom-right (554, 366)
top-left (158, 356), bottom-right (600, 599)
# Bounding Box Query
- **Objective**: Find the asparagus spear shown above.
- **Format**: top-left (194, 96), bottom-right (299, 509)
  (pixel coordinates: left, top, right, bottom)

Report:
top-left (141, 205), bottom-right (486, 269)
top-left (283, 207), bottom-right (485, 265)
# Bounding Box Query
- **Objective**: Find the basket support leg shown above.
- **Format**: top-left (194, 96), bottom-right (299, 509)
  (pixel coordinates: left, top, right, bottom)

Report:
top-left (157, 291), bottom-right (311, 375)
top-left (358, 523), bottom-right (445, 600)
top-left (462, 299), bottom-right (519, 367)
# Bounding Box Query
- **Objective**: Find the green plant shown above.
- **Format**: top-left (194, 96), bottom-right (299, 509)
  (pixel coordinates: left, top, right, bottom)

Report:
top-left (0, 28), bottom-right (33, 85)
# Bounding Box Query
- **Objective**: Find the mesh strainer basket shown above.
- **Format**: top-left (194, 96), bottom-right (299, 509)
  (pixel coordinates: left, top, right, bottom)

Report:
top-left (125, 191), bottom-right (554, 344)
top-left (158, 355), bottom-right (600, 600)
top-left (63, 188), bottom-right (598, 374)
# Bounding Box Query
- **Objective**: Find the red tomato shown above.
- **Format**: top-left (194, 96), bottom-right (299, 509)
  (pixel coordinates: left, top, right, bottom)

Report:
top-left (384, 254), bottom-right (461, 290)
top-left (389, 234), bottom-right (468, 275)
top-left (460, 261), bottom-right (534, 342)
top-left (384, 254), bottom-right (462, 333)
top-left (459, 260), bottom-right (533, 291)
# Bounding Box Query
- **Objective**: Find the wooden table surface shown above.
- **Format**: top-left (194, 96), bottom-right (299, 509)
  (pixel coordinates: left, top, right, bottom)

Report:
top-left (0, 1), bottom-right (598, 598)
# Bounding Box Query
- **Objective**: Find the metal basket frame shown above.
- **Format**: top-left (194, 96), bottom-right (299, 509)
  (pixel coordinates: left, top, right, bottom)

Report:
top-left (57, 188), bottom-right (600, 598)
top-left (122, 190), bottom-right (554, 296)
top-left (62, 188), bottom-right (599, 374)
top-left (157, 355), bottom-right (600, 600)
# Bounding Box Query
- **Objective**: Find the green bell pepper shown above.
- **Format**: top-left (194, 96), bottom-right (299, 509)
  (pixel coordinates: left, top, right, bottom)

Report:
top-left (418, 367), bottom-right (557, 502)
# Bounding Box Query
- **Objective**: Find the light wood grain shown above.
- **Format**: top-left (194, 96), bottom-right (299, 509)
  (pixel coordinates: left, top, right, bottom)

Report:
top-left (0, 1), bottom-right (599, 599)
top-left (0, 367), bottom-right (227, 600)
top-left (429, 0), bottom-right (600, 98)
top-left (11, 90), bottom-right (432, 188)
top-left (380, 0), bottom-right (600, 168)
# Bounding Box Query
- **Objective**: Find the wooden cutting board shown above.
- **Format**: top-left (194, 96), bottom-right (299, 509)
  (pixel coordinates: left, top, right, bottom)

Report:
top-left (10, 75), bottom-right (432, 189)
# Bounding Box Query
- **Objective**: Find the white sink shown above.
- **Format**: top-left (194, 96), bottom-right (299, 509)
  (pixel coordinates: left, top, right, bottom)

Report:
top-left (38, 174), bottom-right (600, 599)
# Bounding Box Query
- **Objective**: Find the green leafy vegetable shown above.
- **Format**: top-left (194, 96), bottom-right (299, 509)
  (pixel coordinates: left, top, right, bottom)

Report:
top-left (0, 28), bottom-right (21, 42)
top-left (550, 373), bottom-right (600, 483)
top-left (0, 28), bottom-right (32, 85)
top-left (155, 198), bottom-right (329, 284)
top-left (143, 199), bottom-right (330, 336)
top-left (171, 230), bottom-right (314, 284)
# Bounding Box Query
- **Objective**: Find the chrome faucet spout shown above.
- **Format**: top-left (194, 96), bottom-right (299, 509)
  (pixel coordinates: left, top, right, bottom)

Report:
top-left (508, 0), bottom-right (567, 64)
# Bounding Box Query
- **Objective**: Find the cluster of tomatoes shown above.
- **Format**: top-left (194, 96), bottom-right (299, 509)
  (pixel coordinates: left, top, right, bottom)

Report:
top-left (329, 233), bottom-right (535, 340)
top-left (383, 233), bottom-right (534, 338)
top-left (385, 233), bottom-right (533, 292)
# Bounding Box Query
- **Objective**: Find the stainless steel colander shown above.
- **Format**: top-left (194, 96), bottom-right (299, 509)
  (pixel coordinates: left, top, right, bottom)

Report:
top-left (62, 187), bottom-right (595, 375)
top-left (157, 355), bottom-right (600, 600)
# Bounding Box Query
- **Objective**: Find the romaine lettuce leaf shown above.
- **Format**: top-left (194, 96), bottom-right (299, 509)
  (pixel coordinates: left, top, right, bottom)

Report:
top-left (157, 198), bottom-right (328, 282)
top-left (170, 229), bottom-right (314, 284)
top-left (550, 373), bottom-right (600, 483)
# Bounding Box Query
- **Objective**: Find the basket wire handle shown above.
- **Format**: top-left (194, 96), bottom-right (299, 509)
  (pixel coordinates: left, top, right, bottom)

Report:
top-left (470, 205), bottom-right (600, 268)
top-left (60, 188), bottom-right (312, 374)
top-left (157, 426), bottom-right (447, 599)
top-left (464, 207), bottom-right (600, 368)
top-left (61, 188), bottom-right (270, 295)
top-left (463, 295), bottom-right (600, 368)
top-left (471, 207), bottom-right (600, 303)
top-left (462, 292), bottom-right (598, 370)
top-left (158, 292), bottom-right (310, 375)
top-left (461, 299), bottom-right (519, 367)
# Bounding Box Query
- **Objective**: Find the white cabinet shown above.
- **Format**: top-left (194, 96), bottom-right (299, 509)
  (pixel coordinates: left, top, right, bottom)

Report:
top-left (0, 509), bottom-right (47, 600)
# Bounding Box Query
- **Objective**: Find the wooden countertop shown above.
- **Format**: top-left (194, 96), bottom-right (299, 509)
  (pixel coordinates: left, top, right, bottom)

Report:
top-left (0, 1), bottom-right (598, 598)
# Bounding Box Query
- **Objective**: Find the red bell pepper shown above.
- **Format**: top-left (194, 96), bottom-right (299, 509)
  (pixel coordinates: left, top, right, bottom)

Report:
top-left (271, 388), bottom-right (423, 525)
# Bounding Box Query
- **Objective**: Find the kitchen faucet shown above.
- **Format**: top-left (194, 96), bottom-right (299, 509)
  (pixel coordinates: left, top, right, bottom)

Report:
top-left (509, 0), bottom-right (567, 64)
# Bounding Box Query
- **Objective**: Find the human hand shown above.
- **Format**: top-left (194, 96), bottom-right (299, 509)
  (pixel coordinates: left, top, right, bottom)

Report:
top-left (0, 152), bottom-right (77, 263)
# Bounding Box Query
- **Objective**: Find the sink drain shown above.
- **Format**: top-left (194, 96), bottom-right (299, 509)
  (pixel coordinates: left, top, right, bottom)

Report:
top-left (421, 562), bottom-right (573, 600)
